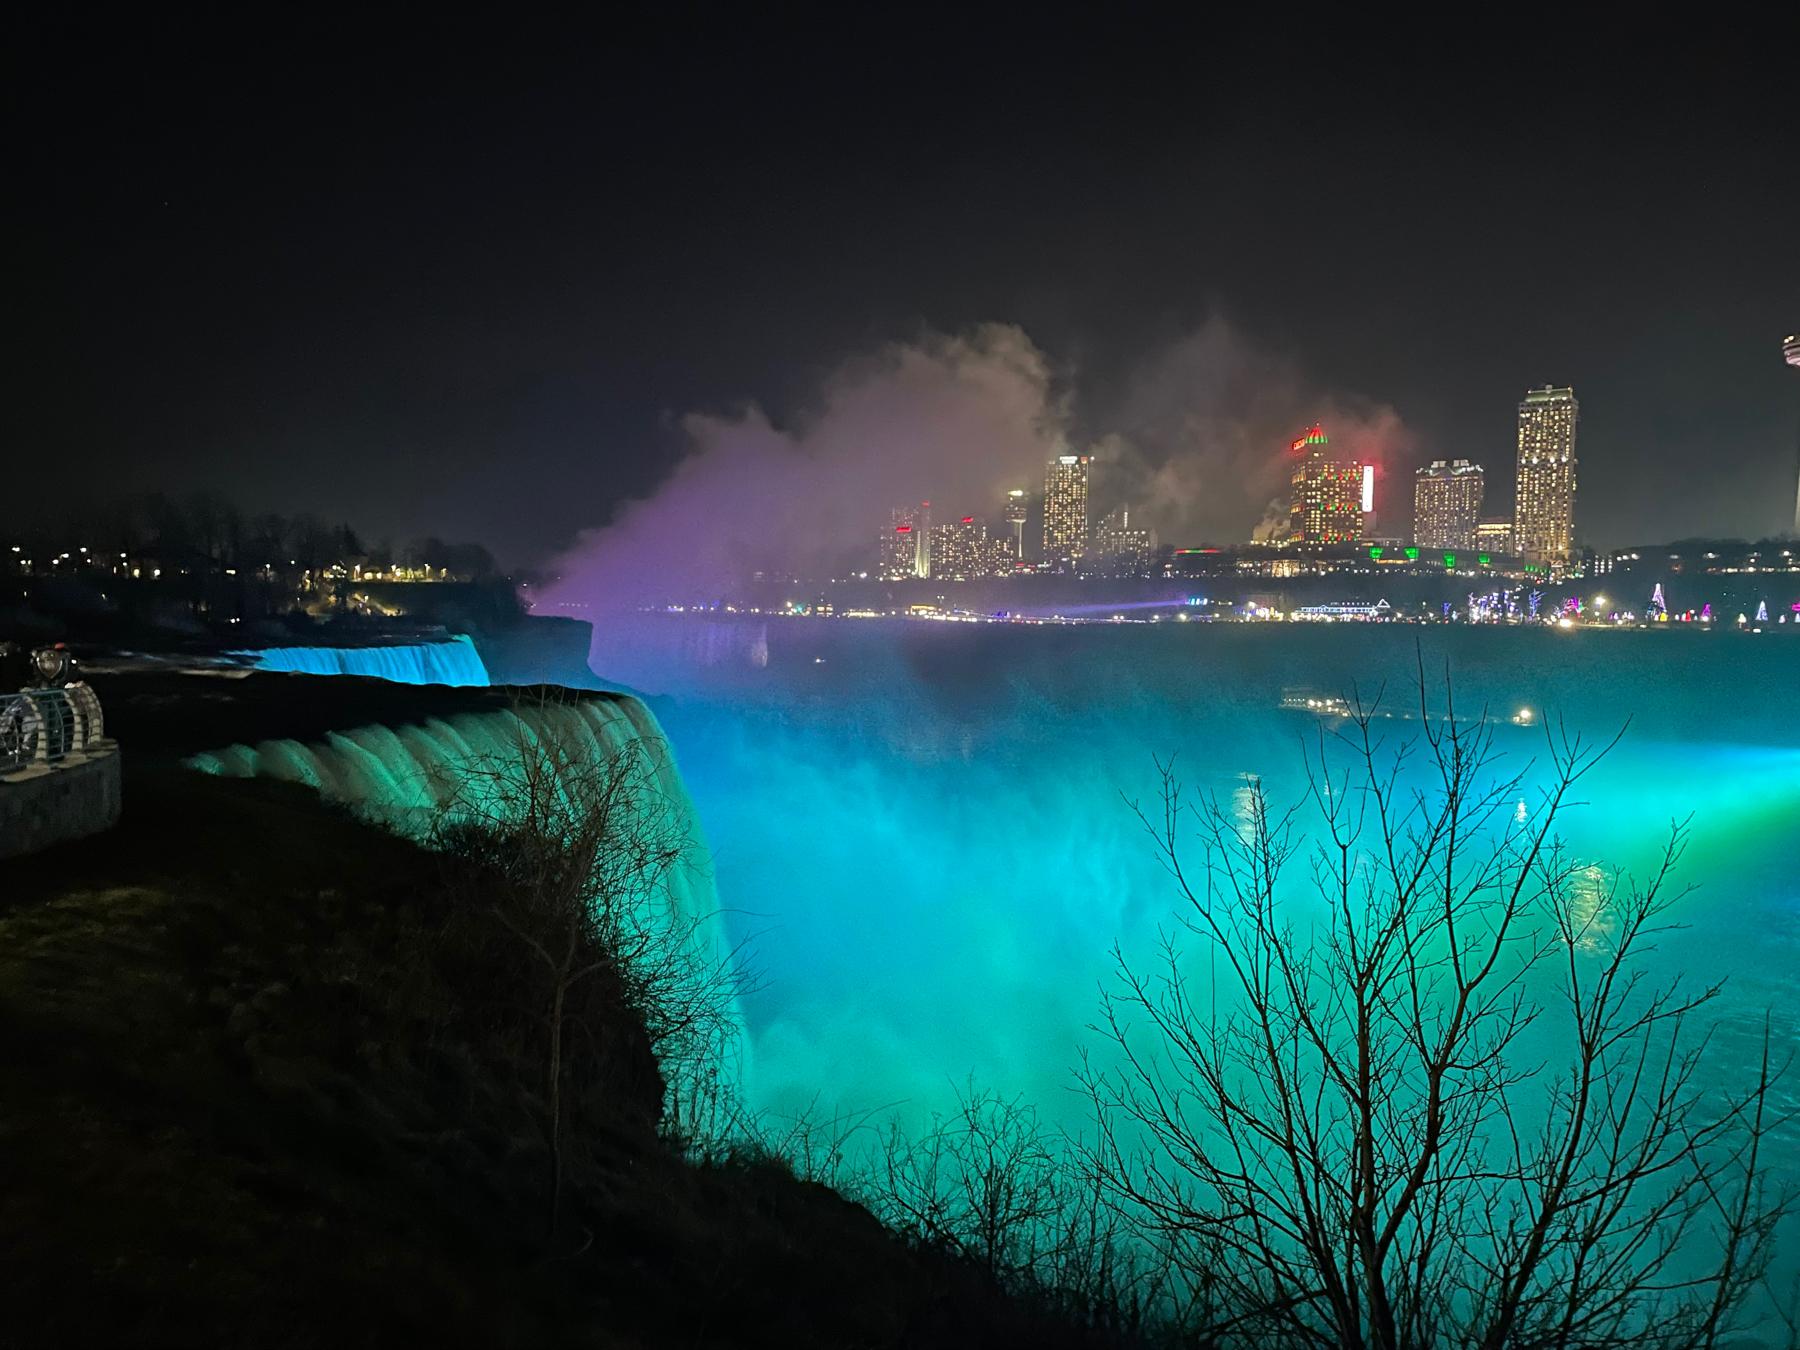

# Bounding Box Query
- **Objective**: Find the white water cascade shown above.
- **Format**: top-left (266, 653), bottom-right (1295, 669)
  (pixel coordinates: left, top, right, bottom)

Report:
top-left (232, 634), bottom-right (492, 686)
top-left (186, 691), bottom-right (744, 1112)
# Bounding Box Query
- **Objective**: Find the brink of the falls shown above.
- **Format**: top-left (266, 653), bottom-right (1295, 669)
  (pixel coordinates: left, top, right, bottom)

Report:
top-left (185, 688), bottom-right (745, 1119)
top-left (231, 634), bottom-right (492, 686)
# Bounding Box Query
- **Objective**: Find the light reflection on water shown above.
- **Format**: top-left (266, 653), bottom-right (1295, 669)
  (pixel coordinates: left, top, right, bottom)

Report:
top-left (1565, 862), bottom-right (1617, 955)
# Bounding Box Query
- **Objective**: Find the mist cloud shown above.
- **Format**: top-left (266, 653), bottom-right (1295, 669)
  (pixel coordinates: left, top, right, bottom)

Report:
top-left (541, 324), bottom-right (1067, 609)
top-left (540, 317), bottom-right (1415, 611)
top-left (1090, 317), bottom-right (1415, 542)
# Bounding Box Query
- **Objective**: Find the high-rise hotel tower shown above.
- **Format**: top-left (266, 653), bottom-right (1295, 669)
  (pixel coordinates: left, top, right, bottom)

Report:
top-left (1413, 459), bottom-right (1485, 551)
top-left (879, 502), bottom-right (933, 580)
top-left (1287, 424), bottom-right (1363, 544)
top-left (1042, 455), bottom-right (1091, 566)
top-left (1512, 386), bottom-right (1579, 564)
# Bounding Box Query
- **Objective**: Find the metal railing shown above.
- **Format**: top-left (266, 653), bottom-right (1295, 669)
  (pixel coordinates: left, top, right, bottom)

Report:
top-left (2, 682), bottom-right (108, 778)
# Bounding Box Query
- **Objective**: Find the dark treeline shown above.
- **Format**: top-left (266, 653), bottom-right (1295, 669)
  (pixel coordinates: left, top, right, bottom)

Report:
top-left (2, 491), bottom-right (512, 644)
top-left (1, 490), bottom-right (497, 579)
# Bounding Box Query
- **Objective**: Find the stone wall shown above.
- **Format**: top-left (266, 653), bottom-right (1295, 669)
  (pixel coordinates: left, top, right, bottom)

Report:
top-left (0, 751), bottom-right (122, 860)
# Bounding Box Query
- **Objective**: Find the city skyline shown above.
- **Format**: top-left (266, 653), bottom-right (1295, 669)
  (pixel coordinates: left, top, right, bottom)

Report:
top-left (857, 365), bottom-right (1798, 585)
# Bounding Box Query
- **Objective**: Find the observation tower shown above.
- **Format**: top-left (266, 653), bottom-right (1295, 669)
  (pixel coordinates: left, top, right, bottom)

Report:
top-left (1787, 334), bottom-right (1800, 534)
top-left (1003, 488), bottom-right (1028, 559)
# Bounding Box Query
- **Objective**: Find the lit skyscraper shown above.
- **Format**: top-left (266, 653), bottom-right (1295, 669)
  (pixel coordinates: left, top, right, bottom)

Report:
top-left (1042, 455), bottom-right (1090, 566)
top-left (879, 502), bottom-right (933, 580)
top-left (1412, 459), bottom-right (1485, 551)
top-left (1512, 386), bottom-right (1579, 564)
top-left (1287, 425), bottom-right (1363, 544)
top-left (929, 515), bottom-right (992, 580)
top-left (1090, 505), bottom-right (1155, 573)
top-left (879, 507), bottom-right (919, 581)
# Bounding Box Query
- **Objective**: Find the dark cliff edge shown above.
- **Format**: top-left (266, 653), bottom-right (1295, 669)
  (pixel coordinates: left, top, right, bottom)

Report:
top-left (91, 667), bottom-right (627, 758)
top-left (0, 696), bottom-right (1122, 1348)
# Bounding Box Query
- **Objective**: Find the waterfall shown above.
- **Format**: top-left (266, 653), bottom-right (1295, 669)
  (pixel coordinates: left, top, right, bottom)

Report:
top-left (186, 692), bottom-right (743, 1113)
top-left (232, 634), bottom-right (492, 686)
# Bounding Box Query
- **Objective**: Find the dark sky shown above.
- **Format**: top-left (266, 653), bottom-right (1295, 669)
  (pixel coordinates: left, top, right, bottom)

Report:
top-left (10, 10), bottom-right (1798, 563)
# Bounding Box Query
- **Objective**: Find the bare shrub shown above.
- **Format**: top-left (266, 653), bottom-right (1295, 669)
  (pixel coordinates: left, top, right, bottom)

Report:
top-left (428, 695), bottom-right (749, 1232)
top-left (858, 1082), bottom-right (1186, 1339)
top-left (871, 1083), bottom-right (1065, 1285)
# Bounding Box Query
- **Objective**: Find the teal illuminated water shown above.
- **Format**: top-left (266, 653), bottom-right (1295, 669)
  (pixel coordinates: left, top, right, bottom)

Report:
top-left (233, 634), bottom-right (492, 686)
top-left (596, 620), bottom-right (1800, 1246)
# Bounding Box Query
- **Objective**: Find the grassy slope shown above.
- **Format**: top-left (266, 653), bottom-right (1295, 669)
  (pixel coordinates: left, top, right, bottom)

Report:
top-left (0, 765), bottom-right (1105, 1348)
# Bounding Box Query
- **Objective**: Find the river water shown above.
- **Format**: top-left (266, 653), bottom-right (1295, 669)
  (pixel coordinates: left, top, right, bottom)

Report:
top-left (594, 617), bottom-right (1800, 1270)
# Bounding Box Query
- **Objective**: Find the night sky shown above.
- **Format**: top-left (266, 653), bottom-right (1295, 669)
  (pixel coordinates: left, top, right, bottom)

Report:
top-left (11, 10), bottom-right (1798, 563)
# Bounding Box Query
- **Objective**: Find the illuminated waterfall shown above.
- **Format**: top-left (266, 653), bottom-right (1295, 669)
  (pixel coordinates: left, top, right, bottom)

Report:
top-left (232, 634), bottom-right (492, 686)
top-left (186, 692), bottom-right (743, 1105)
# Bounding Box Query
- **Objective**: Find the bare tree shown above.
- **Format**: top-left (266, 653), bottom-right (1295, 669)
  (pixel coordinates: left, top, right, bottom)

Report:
top-left (871, 1083), bottom-right (1067, 1286)
top-left (725, 1093), bottom-right (895, 1187)
top-left (858, 1081), bottom-right (1195, 1339)
top-left (1084, 678), bottom-right (1791, 1350)
top-left (429, 697), bottom-right (749, 1234)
